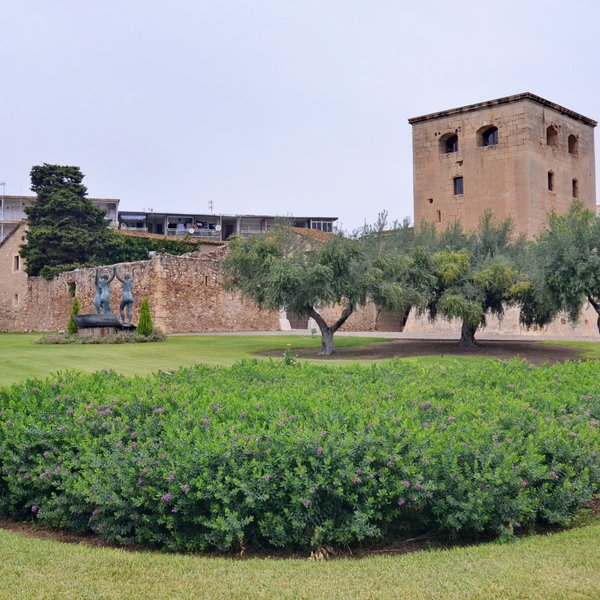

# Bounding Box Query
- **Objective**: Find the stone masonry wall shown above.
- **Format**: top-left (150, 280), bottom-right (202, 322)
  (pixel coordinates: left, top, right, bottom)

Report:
top-left (0, 249), bottom-right (279, 333)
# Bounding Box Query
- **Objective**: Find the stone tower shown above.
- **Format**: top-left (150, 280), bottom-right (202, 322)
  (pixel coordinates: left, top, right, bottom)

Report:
top-left (409, 93), bottom-right (597, 237)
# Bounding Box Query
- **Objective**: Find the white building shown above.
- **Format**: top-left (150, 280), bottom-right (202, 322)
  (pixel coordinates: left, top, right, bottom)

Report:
top-left (0, 195), bottom-right (119, 242)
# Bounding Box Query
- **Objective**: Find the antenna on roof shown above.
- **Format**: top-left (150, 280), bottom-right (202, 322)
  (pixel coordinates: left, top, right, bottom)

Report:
top-left (208, 199), bottom-right (214, 214)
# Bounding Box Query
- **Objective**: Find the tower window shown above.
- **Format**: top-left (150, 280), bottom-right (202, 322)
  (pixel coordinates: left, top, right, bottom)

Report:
top-left (436, 210), bottom-right (442, 223)
top-left (440, 133), bottom-right (459, 154)
top-left (572, 179), bottom-right (578, 198)
top-left (568, 135), bottom-right (578, 155)
top-left (481, 126), bottom-right (498, 147)
top-left (548, 171), bottom-right (554, 192)
top-left (453, 177), bottom-right (464, 195)
top-left (13, 255), bottom-right (20, 271)
top-left (546, 126), bottom-right (559, 148)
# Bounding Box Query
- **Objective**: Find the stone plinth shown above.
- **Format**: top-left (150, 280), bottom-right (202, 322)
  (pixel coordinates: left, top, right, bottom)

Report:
top-left (74, 313), bottom-right (123, 338)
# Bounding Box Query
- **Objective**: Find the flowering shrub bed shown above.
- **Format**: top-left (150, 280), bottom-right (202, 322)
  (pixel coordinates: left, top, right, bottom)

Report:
top-left (0, 359), bottom-right (598, 552)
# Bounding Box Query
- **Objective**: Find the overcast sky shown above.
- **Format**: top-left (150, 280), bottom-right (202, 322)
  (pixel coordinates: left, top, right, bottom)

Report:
top-left (2, 0), bottom-right (599, 231)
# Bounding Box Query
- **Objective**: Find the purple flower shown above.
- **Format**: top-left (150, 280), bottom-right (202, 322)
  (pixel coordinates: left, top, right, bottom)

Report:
top-left (153, 407), bottom-right (166, 414)
top-left (414, 482), bottom-right (425, 491)
top-left (351, 476), bottom-right (362, 484)
top-left (130, 432), bottom-right (137, 439)
top-left (397, 497), bottom-right (406, 506)
top-left (171, 508), bottom-right (178, 513)
top-left (316, 447), bottom-right (323, 456)
top-left (161, 493), bottom-right (172, 502)
top-left (210, 404), bottom-right (219, 412)
top-left (420, 402), bottom-right (433, 408)
top-left (550, 471), bottom-right (559, 480)
top-left (401, 480), bottom-right (410, 488)
top-left (202, 418), bottom-right (210, 426)
top-left (447, 415), bottom-right (456, 423)
top-left (167, 472), bottom-right (175, 481)
top-left (180, 483), bottom-right (190, 494)
top-left (31, 505), bottom-right (39, 514)
top-left (262, 474), bottom-right (272, 482)
top-left (91, 509), bottom-right (98, 516)
top-left (302, 498), bottom-right (312, 507)
top-left (521, 479), bottom-right (529, 487)
top-left (66, 409), bottom-right (74, 416)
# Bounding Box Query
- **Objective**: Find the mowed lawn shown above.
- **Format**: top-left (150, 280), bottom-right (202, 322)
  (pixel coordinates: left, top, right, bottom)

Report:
top-left (1, 519), bottom-right (599, 600)
top-left (0, 333), bottom-right (384, 388)
top-left (1, 332), bottom-right (599, 599)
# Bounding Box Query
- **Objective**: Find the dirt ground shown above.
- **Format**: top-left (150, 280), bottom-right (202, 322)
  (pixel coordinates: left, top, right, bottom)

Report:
top-left (269, 339), bottom-right (588, 365)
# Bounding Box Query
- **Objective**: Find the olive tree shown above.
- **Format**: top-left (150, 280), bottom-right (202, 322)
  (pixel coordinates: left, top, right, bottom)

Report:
top-left (223, 228), bottom-right (370, 355)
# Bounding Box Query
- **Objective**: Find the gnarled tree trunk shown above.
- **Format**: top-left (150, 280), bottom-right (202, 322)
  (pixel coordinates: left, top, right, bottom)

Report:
top-left (459, 320), bottom-right (477, 347)
top-left (308, 305), bottom-right (354, 356)
top-left (588, 296), bottom-right (600, 334)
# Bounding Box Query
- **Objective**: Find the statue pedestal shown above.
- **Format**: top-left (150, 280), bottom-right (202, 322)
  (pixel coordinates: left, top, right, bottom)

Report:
top-left (74, 314), bottom-right (124, 338)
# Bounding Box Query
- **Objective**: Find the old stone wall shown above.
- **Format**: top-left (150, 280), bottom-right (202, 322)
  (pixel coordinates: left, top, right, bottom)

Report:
top-left (317, 303), bottom-right (378, 332)
top-left (404, 304), bottom-right (599, 338)
top-left (0, 250), bottom-right (279, 333)
top-left (0, 223), bottom-right (28, 327)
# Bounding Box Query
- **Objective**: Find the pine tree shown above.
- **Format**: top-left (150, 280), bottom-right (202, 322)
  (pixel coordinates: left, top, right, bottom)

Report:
top-left (67, 296), bottom-right (80, 335)
top-left (137, 297), bottom-right (153, 336)
top-left (20, 164), bottom-right (113, 279)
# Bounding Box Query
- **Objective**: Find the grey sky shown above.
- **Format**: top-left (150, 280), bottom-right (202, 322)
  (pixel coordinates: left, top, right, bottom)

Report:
top-left (2, 0), bottom-right (599, 231)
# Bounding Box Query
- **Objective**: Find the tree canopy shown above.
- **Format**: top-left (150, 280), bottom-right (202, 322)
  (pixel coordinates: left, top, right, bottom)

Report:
top-left (524, 201), bottom-right (600, 332)
top-left (21, 164), bottom-right (113, 279)
top-left (421, 212), bottom-right (529, 346)
top-left (224, 228), bottom-right (370, 355)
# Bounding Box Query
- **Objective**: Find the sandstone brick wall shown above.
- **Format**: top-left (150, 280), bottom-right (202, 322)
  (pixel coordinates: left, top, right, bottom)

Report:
top-left (317, 302), bottom-right (378, 332)
top-left (404, 304), bottom-right (599, 338)
top-left (0, 249), bottom-right (279, 333)
top-left (0, 223), bottom-right (29, 326)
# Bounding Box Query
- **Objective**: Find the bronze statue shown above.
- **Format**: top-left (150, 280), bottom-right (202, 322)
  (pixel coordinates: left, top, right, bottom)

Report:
top-left (94, 267), bottom-right (116, 315)
top-left (115, 268), bottom-right (135, 324)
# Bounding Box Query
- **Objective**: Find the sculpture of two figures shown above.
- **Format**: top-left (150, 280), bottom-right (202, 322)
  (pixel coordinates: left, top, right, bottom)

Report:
top-left (94, 267), bottom-right (135, 324)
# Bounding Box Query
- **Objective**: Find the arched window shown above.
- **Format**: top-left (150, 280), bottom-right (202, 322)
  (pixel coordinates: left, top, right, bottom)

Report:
top-left (440, 133), bottom-right (459, 154)
top-left (480, 126), bottom-right (498, 147)
top-left (548, 171), bottom-right (554, 191)
top-left (568, 134), bottom-right (578, 155)
top-left (572, 179), bottom-right (579, 198)
top-left (546, 126), bottom-right (559, 147)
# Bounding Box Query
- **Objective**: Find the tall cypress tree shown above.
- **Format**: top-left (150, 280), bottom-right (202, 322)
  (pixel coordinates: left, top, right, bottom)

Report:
top-left (20, 164), bottom-right (112, 279)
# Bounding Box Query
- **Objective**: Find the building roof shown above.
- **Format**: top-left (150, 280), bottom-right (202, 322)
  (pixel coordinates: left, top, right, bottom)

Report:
top-left (408, 92), bottom-right (597, 127)
top-left (115, 229), bottom-right (226, 246)
top-left (118, 211), bottom-right (338, 221)
top-left (0, 194), bottom-right (119, 203)
top-left (290, 227), bottom-right (334, 243)
top-left (0, 221), bottom-right (26, 249)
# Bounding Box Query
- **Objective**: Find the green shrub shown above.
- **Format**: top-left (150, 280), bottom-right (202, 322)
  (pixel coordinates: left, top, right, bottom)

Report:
top-left (67, 297), bottom-right (80, 335)
top-left (137, 297), bottom-right (153, 336)
top-left (0, 360), bottom-right (598, 553)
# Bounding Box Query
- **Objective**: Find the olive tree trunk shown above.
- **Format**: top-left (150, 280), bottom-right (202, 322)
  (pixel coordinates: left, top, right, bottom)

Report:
top-left (588, 296), bottom-right (600, 334)
top-left (308, 305), bottom-right (354, 356)
top-left (459, 320), bottom-right (477, 347)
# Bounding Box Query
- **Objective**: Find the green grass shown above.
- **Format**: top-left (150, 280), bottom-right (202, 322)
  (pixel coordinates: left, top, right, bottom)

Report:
top-left (2, 333), bottom-right (599, 598)
top-left (546, 340), bottom-right (600, 360)
top-left (1, 517), bottom-right (599, 599)
top-left (0, 333), bottom-right (384, 388)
